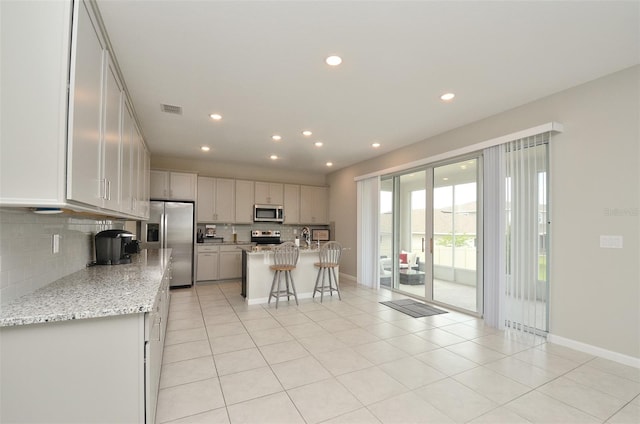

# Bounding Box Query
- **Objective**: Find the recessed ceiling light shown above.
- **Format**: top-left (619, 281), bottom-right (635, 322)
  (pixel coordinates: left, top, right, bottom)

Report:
top-left (209, 113), bottom-right (222, 120)
top-left (314, 141), bottom-right (323, 147)
top-left (440, 93), bottom-right (455, 101)
top-left (443, 177), bottom-right (449, 181)
top-left (325, 55), bottom-right (342, 66)
top-left (460, 165), bottom-right (467, 170)
top-left (270, 155), bottom-right (278, 160)
top-left (372, 142), bottom-right (381, 148)
top-left (302, 130), bottom-right (312, 137)
top-left (272, 135), bottom-right (282, 141)
top-left (201, 146), bottom-right (210, 152)
top-left (326, 162), bottom-right (333, 167)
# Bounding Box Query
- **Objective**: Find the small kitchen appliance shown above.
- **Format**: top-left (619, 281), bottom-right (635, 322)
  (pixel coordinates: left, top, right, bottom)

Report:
top-left (95, 229), bottom-right (135, 265)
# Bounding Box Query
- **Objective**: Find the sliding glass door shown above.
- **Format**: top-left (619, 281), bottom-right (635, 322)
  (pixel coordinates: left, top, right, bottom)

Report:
top-left (379, 157), bottom-right (482, 315)
top-left (432, 159), bottom-right (480, 313)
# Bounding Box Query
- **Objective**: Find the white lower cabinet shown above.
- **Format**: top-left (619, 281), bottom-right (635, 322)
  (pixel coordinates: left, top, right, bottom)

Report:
top-left (197, 244), bottom-right (249, 281)
top-left (0, 269), bottom-right (170, 424)
top-left (145, 270), bottom-right (170, 424)
top-left (197, 245), bottom-right (219, 281)
top-left (219, 245), bottom-right (242, 280)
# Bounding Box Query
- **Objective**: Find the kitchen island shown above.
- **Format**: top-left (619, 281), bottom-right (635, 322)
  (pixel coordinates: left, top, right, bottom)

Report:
top-left (241, 244), bottom-right (339, 305)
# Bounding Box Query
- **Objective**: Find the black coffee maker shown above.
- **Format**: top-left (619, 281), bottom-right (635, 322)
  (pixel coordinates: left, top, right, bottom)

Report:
top-left (95, 230), bottom-right (134, 265)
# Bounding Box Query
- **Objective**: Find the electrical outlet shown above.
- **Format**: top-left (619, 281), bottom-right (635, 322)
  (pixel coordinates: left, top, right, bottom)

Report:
top-left (52, 234), bottom-right (60, 254)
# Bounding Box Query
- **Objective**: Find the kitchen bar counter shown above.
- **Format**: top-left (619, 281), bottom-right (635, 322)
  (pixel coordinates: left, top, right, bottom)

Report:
top-left (240, 244), bottom-right (339, 305)
top-left (0, 248), bottom-right (172, 327)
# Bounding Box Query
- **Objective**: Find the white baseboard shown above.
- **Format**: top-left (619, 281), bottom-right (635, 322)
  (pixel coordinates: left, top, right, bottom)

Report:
top-left (547, 333), bottom-right (640, 369)
top-left (340, 273), bottom-right (357, 282)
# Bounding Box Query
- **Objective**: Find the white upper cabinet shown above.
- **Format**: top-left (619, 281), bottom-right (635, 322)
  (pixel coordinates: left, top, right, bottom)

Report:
top-left (254, 182), bottom-right (284, 205)
top-left (120, 100), bottom-right (148, 218)
top-left (65, 0), bottom-right (105, 208)
top-left (283, 184), bottom-right (300, 224)
top-left (0, 0), bottom-right (149, 219)
top-left (196, 177), bottom-right (214, 221)
top-left (140, 142), bottom-right (151, 219)
top-left (235, 180), bottom-right (254, 224)
top-left (169, 172), bottom-right (197, 200)
top-left (121, 101), bottom-right (134, 214)
top-left (299, 185), bottom-right (329, 224)
top-left (67, 5), bottom-right (124, 212)
top-left (100, 60), bottom-right (123, 211)
top-left (151, 171), bottom-right (197, 201)
top-left (149, 171), bottom-right (167, 199)
top-left (0, 0), bottom-right (72, 205)
top-left (214, 178), bottom-right (235, 222)
top-left (196, 177), bottom-right (235, 222)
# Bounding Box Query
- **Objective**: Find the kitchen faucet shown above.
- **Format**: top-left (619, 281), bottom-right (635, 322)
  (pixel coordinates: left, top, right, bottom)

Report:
top-left (301, 226), bottom-right (311, 247)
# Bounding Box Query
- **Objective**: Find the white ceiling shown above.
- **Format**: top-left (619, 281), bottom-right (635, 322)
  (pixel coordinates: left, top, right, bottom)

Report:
top-left (96, 0), bottom-right (639, 174)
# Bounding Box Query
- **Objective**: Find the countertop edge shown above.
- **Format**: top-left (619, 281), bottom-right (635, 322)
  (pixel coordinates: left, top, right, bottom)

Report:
top-left (0, 249), bottom-right (171, 328)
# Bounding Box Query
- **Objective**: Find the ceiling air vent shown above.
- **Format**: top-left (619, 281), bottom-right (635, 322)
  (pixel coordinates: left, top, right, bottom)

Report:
top-left (160, 103), bottom-right (183, 115)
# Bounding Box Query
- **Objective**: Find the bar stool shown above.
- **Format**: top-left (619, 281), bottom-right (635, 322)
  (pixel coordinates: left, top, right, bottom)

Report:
top-left (268, 242), bottom-right (299, 308)
top-left (313, 241), bottom-right (342, 302)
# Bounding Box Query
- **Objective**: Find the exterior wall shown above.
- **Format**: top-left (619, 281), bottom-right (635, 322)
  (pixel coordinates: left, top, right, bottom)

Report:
top-left (327, 66), bottom-right (640, 359)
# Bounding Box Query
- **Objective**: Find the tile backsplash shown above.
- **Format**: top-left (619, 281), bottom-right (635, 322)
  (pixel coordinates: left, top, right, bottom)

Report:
top-left (196, 222), bottom-right (330, 243)
top-left (0, 209), bottom-right (123, 306)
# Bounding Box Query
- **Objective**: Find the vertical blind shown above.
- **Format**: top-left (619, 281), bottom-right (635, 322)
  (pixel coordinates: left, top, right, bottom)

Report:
top-left (504, 133), bottom-right (550, 337)
top-left (357, 177), bottom-right (380, 288)
top-left (483, 146), bottom-right (505, 328)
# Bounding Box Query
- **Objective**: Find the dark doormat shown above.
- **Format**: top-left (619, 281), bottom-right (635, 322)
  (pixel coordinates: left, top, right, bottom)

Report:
top-left (380, 299), bottom-right (448, 318)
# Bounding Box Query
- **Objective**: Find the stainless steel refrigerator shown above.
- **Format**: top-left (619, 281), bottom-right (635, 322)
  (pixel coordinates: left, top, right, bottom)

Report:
top-left (142, 201), bottom-right (194, 287)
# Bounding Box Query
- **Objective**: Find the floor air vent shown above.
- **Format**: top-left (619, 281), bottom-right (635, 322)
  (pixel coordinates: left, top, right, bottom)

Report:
top-left (160, 104), bottom-right (183, 115)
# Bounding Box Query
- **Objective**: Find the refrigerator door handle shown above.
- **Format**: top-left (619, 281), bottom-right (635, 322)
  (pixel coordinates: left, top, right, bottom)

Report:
top-left (161, 213), bottom-right (167, 249)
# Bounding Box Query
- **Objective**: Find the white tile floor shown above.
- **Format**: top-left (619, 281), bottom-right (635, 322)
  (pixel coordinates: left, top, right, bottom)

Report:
top-left (157, 279), bottom-right (640, 424)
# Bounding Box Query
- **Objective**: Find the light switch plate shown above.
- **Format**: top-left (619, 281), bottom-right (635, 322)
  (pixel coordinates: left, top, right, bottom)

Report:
top-left (600, 235), bottom-right (623, 249)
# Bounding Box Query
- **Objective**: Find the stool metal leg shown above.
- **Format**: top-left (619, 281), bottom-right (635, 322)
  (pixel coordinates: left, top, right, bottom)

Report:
top-left (275, 270), bottom-right (282, 309)
top-left (285, 271), bottom-right (290, 302)
top-left (313, 268), bottom-right (321, 298)
top-left (287, 271), bottom-right (299, 306)
top-left (321, 267), bottom-right (327, 302)
top-left (268, 270), bottom-right (278, 305)
top-left (332, 267), bottom-right (341, 300)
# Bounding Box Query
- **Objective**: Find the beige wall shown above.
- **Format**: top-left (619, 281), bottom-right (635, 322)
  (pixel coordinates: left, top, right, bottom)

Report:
top-left (327, 66), bottom-right (639, 358)
top-left (151, 156), bottom-right (327, 186)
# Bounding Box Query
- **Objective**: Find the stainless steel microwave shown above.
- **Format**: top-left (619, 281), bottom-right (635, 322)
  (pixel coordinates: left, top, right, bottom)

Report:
top-left (254, 204), bottom-right (284, 222)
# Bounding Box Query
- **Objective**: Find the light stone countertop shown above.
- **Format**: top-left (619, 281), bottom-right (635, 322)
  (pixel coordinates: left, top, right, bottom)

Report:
top-left (0, 249), bottom-right (172, 327)
top-left (239, 244), bottom-right (325, 255)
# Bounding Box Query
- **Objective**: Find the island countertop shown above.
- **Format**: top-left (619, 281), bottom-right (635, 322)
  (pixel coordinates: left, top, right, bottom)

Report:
top-left (0, 249), bottom-right (172, 327)
top-left (238, 244), bottom-right (326, 254)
